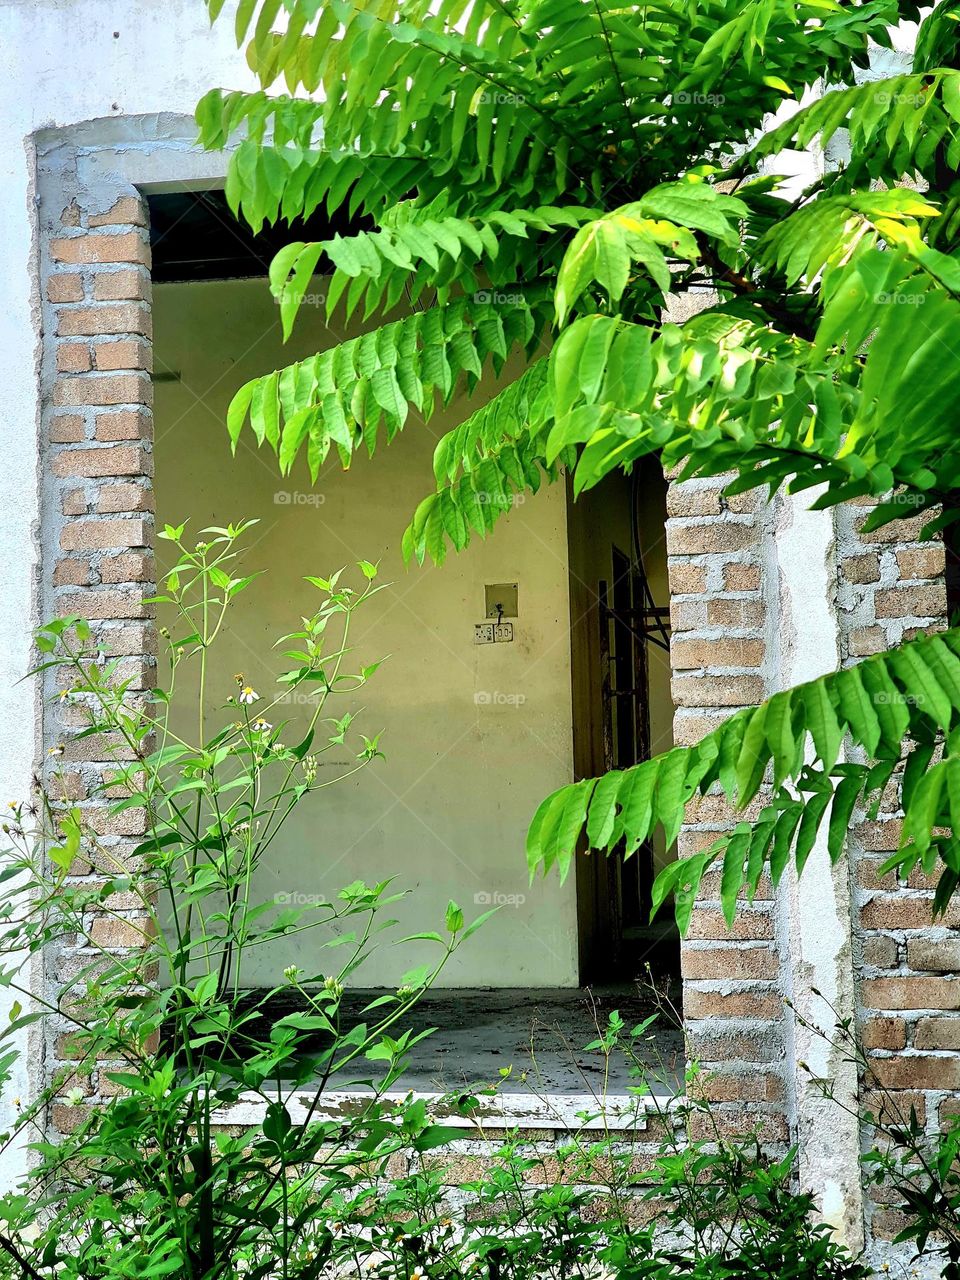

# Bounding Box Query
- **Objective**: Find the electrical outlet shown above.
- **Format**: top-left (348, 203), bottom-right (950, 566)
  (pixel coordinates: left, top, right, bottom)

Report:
top-left (494, 622), bottom-right (514, 643)
top-left (474, 623), bottom-right (495, 644)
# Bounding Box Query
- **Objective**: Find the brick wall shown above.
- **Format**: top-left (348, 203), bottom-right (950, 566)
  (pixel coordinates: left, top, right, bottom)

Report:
top-left (665, 477), bottom-right (789, 1145)
top-left (40, 189), bottom-right (156, 1135)
top-left (834, 500), bottom-right (958, 1245)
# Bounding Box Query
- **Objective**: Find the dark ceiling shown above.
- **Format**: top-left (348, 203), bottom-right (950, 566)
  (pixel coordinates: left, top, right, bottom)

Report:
top-left (147, 189), bottom-right (360, 283)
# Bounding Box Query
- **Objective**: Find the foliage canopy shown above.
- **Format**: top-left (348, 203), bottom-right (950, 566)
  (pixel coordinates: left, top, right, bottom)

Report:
top-left (198, 0), bottom-right (960, 923)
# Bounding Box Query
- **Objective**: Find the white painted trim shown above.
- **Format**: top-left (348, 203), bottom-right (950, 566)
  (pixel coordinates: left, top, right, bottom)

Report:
top-left (216, 1089), bottom-right (677, 1133)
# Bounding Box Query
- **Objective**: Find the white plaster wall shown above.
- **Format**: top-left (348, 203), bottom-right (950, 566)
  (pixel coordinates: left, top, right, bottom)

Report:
top-left (0, 0), bottom-right (259, 1188)
top-left (776, 490), bottom-right (862, 1250)
top-left (152, 279), bottom-right (580, 988)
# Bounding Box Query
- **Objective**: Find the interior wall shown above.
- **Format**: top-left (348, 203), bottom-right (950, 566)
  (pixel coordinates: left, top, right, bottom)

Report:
top-left (152, 278), bottom-right (579, 988)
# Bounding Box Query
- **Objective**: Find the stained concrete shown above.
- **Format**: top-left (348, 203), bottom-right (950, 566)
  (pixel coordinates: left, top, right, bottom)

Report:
top-left (245, 984), bottom-right (684, 1097)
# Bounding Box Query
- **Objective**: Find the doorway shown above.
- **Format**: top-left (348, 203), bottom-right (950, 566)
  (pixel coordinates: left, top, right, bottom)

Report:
top-left (567, 461), bottom-right (680, 987)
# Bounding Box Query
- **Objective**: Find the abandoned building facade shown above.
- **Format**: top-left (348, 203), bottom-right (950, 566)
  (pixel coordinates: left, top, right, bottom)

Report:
top-left (0, 0), bottom-right (953, 1267)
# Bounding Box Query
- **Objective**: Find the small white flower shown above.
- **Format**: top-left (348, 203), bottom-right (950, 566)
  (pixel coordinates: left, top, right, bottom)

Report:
top-left (283, 965), bottom-right (300, 982)
top-left (238, 686), bottom-right (260, 705)
top-left (65, 1087), bottom-right (85, 1107)
top-left (251, 719), bottom-right (273, 734)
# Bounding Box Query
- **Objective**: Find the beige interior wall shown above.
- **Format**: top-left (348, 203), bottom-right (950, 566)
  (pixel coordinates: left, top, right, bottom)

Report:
top-left (152, 278), bottom-right (580, 988)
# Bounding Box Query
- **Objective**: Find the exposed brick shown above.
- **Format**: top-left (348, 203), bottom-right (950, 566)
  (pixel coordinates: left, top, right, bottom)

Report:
top-left (673, 712), bottom-right (727, 746)
top-left (723, 563), bottom-right (761, 592)
top-left (906, 938), bottom-right (960, 972)
top-left (687, 1110), bottom-right (789, 1143)
top-left (861, 1017), bottom-right (907, 1050)
top-left (706, 598), bottom-right (765, 629)
top-left (862, 1089), bottom-right (926, 1127)
top-left (848, 626), bottom-right (887, 657)
top-left (55, 591), bottom-right (151, 621)
top-left (875, 583), bottom-right (947, 619)
top-left (853, 507), bottom-right (932, 540)
top-left (49, 414), bottom-right (86, 444)
top-left (89, 912), bottom-right (154, 949)
top-left (88, 196), bottom-right (147, 228)
top-left (61, 488), bottom-right (89, 516)
top-left (56, 343), bottom-right (92, 374)
top-left (56, 303), bottom-right (151, 339)
top-left (896, 545), bottom-right (945, 580)
top-left (85, 808), bottom-right (148, 838)
top-left (666, 485), bottom-right (723, 518)
top-left (913, 1017), bottom-right (960, 1050)
top-left (672, 674), bottom-right (765, 707)
top-left (93, 622), bottom-right (155, 656)
top-left (870, 1209), bottom-right (917, 1241)
top-left (48, 771), bottom-right (87, 801)
top-left (47, 273), bottom-right (84, 303)
top-left (686, 1030), bottom-right (781, 1062)
top-left (683, 989), bottom-right (783, 1020)
top-left (863, 976), bottom-right (960, 1010)
top-left (94, 410), bottom-right (151, 441)
top-left (670, 599), bottom-right (706, 633)
top-left (667, 562), bottom-right (707, 595)
top-left (666, 521), bottom-right (757, 557)
top-left (724, 490), bottom-right (765, 516)
top-left (52, 445), bottom-right (150, 479)
top-left (862, 935), bottom-right (898, 968)
top-left (53, 559), bottom-right (90, 587)
top-left (687, 907), bottom-right (774, 942)
top-left (60, 518), bottom-right (149, 552)
top-left (96, 482), bottom-right (154, 514)
top-left (92, 269), bottom-right (150, 302)
top-left (99, 552), bottom-right (153, 584)
top-left (113, 657), bottom-right (157, 689)
top-left (678, 828), bottom-right (730, 858)
top-left (699, 866), bottom-right (773, 900)
top-left (695, 1071), bottom-right (784, 1103)
top-left (857, 861), bottom-right (902, 891)
top-left (854, 820), bottom-right (902, 853)
top-left (671, 636), bottom-right (765, 671)
top-left (841, 553), bottom-right (881, 584)
top-left (93, 340), bottom-right (151, 372)
top-left (860, 895), bottom-right (945, 931)
top-left (52, 374), bottom-right (152, 409)
top-left (60, 201), bottom-right (81, 227)
top-left (870, 1056), bottom-right (960, 1091)
top-left (681, 945), bottom-right (779, 982)
top-left (55, 1032), bottom-right (87, 1061)
top-left (50, 233), bottom-right (150, 267)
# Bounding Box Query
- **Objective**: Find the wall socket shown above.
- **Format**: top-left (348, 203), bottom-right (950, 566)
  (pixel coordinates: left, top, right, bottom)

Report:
top-left (494, 622), bottom-right (514, 643)
top-left (474, 623), bottom-right (495, 644)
